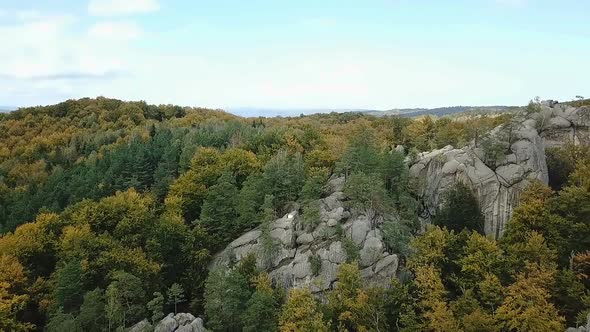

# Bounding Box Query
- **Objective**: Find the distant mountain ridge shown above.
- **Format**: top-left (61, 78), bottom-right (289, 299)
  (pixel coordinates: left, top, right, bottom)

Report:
top-left (363, 105), bottom-right (513, 117)
top-left (228, 105), bottom-right (514, 117)
top-left (227, 107), bottom-right (376, 117)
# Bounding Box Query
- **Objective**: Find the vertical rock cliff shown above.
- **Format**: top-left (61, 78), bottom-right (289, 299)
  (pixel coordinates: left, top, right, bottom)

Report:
top-left (409, 101), bottom-right (589, 238)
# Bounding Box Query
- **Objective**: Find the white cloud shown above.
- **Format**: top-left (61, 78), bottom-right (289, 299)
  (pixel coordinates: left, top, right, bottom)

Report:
top-left (0, 11), bottom-right (136, 106)
top-left (88, 0), bottom-right (159, 16)
top-left (88, 21), bottom-right (143, 41)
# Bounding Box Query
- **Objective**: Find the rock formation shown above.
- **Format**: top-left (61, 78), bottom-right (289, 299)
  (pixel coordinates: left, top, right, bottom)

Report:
top-left (409, 101), bottom-right (589, 238)
top-left (535, 101), bottom-right (590, 148)
top-left (211, 176), bottom-right (399, 293)
top-left (208, 101), bottom-right (589, 297)
top-left (129, 313), bottom-right (208, 332)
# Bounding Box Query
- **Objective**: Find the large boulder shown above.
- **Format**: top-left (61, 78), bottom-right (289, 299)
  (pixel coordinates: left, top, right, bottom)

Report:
top-left (129, 319), bottom-right (152, 332)
top-left (536, 103), bottom-right (590, 148)
top-left (144, 313), bottom-right (208, 332)
top-left (190, 318), bottom-right (207, 332)
top-left (174, 313), bottom-right (196, 327)
top-left (154, 313), bottom-right (179, 332)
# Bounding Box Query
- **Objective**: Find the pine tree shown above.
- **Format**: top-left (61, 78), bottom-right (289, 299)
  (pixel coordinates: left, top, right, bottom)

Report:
top-left (199, 171), bottom-right (239, 246)
top-left (242, 274), bottom-right (278, 332)
top-left (337, 126), bottom-right (381, 177)
top-left (236, 174), bottom-right (265, 229)
top-left (260, 150), bottom-right (305, 212)
top-left (54, 260), bottom-right (84, 313)
top-left (433, 182), bottom-right (485, 234)
top-left (343, 172), bottom-right (392, 220)
top-left (204, 268), bottom-right (252, 332)
top-left (167, 284), bottom-right (185, 315)
top-left (259, 195), bottom-right (277, 269)
top-left (78, 288), bottom-right (106, 332)
top-left (147, 292), bottom-right (164, 323)
top-left (105, 271), bottom-right (146, 329)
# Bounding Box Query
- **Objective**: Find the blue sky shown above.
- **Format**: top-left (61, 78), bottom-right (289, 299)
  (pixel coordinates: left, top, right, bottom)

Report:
top-left (1, 0), bottom-right (589, 114)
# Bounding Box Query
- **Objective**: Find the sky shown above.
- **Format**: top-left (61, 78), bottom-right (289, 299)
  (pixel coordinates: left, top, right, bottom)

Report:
top-left (1, 0), bottom-right (589, 115)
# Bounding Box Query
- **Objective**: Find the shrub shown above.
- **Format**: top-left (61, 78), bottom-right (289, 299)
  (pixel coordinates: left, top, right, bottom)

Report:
top-left (309, 254), bottom-right (322, 276)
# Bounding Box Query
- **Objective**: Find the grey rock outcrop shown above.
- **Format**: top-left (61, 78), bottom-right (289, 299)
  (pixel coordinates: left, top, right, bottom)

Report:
top-left (129, 319), bottom-right (152, 332)
top-left (154, 314), bottom-right (179, 332)
top-left (130, 313), bottom-right (207, 332)
top-left (409, 102), bottom-right (589, 238)
top-left (211, 177), bottom-right (399, 293)
top-left (534, 103), bottom-right (590, 148)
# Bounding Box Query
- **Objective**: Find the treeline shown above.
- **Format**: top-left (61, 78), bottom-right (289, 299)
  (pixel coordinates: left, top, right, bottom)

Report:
top-left (0, 117), bottom-right (420, 331)
top-left (0, 98), bottom-right (508, 233)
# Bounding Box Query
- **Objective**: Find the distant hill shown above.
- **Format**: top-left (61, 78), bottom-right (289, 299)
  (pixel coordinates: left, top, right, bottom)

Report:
top-left (0, 106), bottom-right (16, 113)
top-left (227, 105), bottom-right (515, 118)
top-left (227, 107), bottom-right (377, 117)
top-left (363, 105), bottom-right (513, 117)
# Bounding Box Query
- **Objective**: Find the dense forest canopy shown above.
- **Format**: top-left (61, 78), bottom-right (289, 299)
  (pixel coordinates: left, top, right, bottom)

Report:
top-left (0, 97), bottom-right (589, 332)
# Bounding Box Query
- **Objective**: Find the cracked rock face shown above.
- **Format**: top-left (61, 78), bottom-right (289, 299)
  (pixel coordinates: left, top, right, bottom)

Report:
top-left (410, 102), bottom-right (588, 238)
top-left (130, 313), bottom-right (208, 332)
top-left (211, 177), bottom-right (399, 293)
top-left (535, 103), bottom-right (590, 148)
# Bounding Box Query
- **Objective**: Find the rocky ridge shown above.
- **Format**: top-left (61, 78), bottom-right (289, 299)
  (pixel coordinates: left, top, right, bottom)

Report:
top-left (211, 176), bottom-right (399, 293)
top-left (409, 101), bottom-right (589, 238)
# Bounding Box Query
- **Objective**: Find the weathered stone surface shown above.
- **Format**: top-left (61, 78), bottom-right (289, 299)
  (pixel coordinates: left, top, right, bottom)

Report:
top-left (191, 318), bottom-right (207, 332)
top-left (129, 319), bottom-right (152, 332)
top-left (175, 313), bottom-right (196, 326)
top-left (318, 241), bottom-right (346, 264)
top-left (139, 312), bottom-right (209, 332)
top-left (374, 254), bottom-right (398, 275)
top-left (496, 164), bottom-right (525, 187)
top-left (230, 230), bottom-right (261, 248)
top-left (350, 216), bottom-right (371, 245)
top-left (312, 222), bottom-right (337, 240)
top-left (538, 104), bottom-right (590, 148)
top-left (327, 175), bottom-right (346, 193)
top-left (548, 115), bottom-right (571, 129)
top-left (270, 227), bottom-right (293, 246)
top-left (322, 192), bottom-right (344, 211)
top-left (154, 313), bottom-right (179, 332)
top-left (360, 236), bottom-right (383, 267)
top-left (410, 115), bottom-right (549, 238)
top-left (296, 232), bottom-right (314, 244)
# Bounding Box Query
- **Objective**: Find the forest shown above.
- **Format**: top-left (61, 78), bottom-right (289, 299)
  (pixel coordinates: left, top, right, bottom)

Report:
top-left (0, 97), bottom-right (589, 332)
